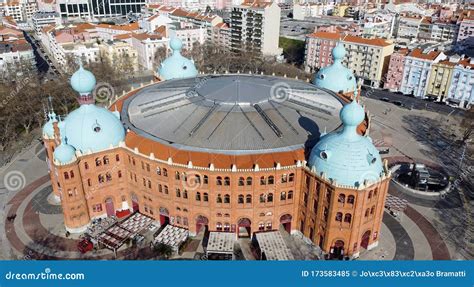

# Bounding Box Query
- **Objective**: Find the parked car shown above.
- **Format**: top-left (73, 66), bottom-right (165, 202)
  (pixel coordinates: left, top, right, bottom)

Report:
top-left (380, 97), bottom-right (390, 102)
top-left (393, 101), bottom-right (404, 107)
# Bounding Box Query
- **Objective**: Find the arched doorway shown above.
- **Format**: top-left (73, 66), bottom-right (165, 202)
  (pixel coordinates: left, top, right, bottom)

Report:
top-left (280, 214), bottom-right (292, 233)
top-left (105, 198), bottom-right (115, 217)
top-left (361, 230), bottom-right (371, 249)
top-left (196, 215), bottom-right (209, 234)
top-left (331, 240), bottom-right (345, 260)
top-left (159, 207), bottom-right (169, 226)
top-left (237, 218), bottom-right (251, 238)
top-left (131, 193), bottom-right (139, 213)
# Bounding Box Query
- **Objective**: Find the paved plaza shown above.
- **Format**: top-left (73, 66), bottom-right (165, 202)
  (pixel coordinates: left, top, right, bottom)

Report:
top-left (0, 97), bottom-right (472, 260)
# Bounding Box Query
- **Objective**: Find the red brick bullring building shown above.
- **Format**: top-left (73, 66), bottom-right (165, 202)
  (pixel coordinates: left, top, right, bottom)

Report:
top-left (42, 41), bottom-right (390, 258)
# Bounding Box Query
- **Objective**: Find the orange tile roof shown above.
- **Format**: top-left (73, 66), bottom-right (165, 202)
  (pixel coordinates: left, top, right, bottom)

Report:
top-left (343, 35), bottom-right (392, 47)
top-left (97, 22), bottom-right (139, 31)
top-left (307, 31), bottom-right (342, 40)
top-left (114, 33), bottom-right (132, 40)
top-left (408, 48), bottom-right (441, 61)
top-left (132, 32), bottom-right (163, 41)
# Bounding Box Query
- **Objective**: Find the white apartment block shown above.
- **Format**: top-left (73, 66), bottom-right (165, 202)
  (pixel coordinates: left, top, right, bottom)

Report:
top-left (3, 0), bottom-right (37, 23)
top-left (131, 33), bottom-right (168, 70)
top-left (446, 59), bottom-right (474, 109)
top-left (400, 48), bottom-right (446, 98)
top-left (230, 0), bottom-right (282, 56)
top-left (32, 11), bottom-right (61, 36)
top-left (169, 25), bottom-right (207, 50)
top-left (292, 3), bottom-right (332, 20)
top-left (395, 15), bottom-right (422, 42)
top-left (418, 18), bottom-right (459, 44)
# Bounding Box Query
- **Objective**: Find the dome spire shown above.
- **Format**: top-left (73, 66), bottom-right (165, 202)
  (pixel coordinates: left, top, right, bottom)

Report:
top-left (70, 60), bottom-right (97, 105)
top-left (156, 37), bottom-right (198, 81)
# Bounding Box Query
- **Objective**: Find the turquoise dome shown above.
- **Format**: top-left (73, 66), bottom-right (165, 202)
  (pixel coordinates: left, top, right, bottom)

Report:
top-left (308, 101), bottom-right (383, 187)
top-left (53, 141), bottom-right (76, 164)
top-left (157, 38), bottom-right (198, 80)
top-left (313, 43), bottom-right (356, 93)
top-left (62, 104), bottom-right (125, 153)
top-left (70, 65), bottom-right (96, 94)
top-left (42, 112), bottom-right (57, 137)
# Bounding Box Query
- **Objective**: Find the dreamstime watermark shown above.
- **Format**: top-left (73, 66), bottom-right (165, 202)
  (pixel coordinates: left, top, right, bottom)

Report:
top-left (440, 165), bottom-right (474, 199)
top-left (93, 82), bottom-right (115, 103)
top-left (181, 171), bottom-right (204, 191)
top-left (4, 268), bottom-right (85, 281)
top-left (3, 170), bottom-right (26, 192)
top-left (186, 76), bottom-right (211, 97)
top-left (0, 76), bottom-right (30, 109)
top-left (270, 82), bottom-right (292, 103)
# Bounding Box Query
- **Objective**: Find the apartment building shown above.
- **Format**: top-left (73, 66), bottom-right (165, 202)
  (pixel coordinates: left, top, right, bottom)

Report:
top-left (383, 48), bottom-right (409, 92)
top-left (395, 14), bottom-right (423, 42)
top-left (209, 22), bottom-right (230, 47)
top-left (99, 39), bottom-right (139, 72)
top-left (342, 36), bottom-right (394, 87)
top-left (446, 57), bottom-right (474, 109)
top-left (457, 17), bottom-right (474, 46)
top-left (0, 25), bottom-right (35, 75)
top-left (418, 17), bottom-right (459, 44)
top-left (292, 3), bottom-right (332, 20)
top-left (32, 11), bottom-right (61, 36)
top-left (3, 0), bottom-right (37, 23)
top-left (305, 32), bottom-right (394, 87)
top-left (230, 0), bottom-right (282, 56)
top-left (426, 57), bottom-right (456, 101)
top-left (400, 48), bottom-right (446, 98)
top-left (131, 32), bottom-right (168, 70)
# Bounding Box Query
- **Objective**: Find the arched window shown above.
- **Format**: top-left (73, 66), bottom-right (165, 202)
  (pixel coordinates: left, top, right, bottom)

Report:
top-left (335, 212), bottom-right (343, 222)
top-left (280, 191), bottom-right (286, 201)
top-left (98, 174), bottom-right (104, 183)
top-left (267, 193), bottom-right (273, 202)
top-left (238, 194), bottom-right (244, 204)
top-left (238, 177), bottom-right (245, 186)
top-left (368, 190), bottom-right (373, 199)
top-left (374, 188), bottom-right (378, 197)
top-left (118, 170), bottom-right (122, 178)
top-left (224, 194), bottom-right (230, 203)
top-left (370, 206), bottom-right (375, 215)
top-left (163, 168), bottom-right (168, 177)
top-left (259, 222), bottom-right (265, 231)
top-left (84, 162), bottom-right (89, 170)
top-left (103, 156), bottom-right (109, 165)
top-left (281, 174), bottom-right (288, 183)
top-left (268, 176), bottom-right (274, 185)
top-left (338, 194), bottom-right (346, 204)
top-left (147, 180), bottom-right (151, 188)
top-left (195, 174), bottom-right (201, 184)
top-left (158, 184), bottom-right (163, 193)
top-left (164, 185), bottom-right (169, 194)
top-left (289, 173), bottom-right (295, 182)
top-left (203, 193), bottom-right (208, 202)
top-left (365, 208), bottom-right (370, 217)
top-left (246, 194), bottom-right (252, 203)
top-left (70, 171), bottom-right (74, 178)
top-left (175, 171), bottom-right (180, 180)
top-left (216, 222), bottom-right (223, 231)
top-left (288, 190), bottom-right (293, 199)
top-left (183, 217), bottom-right (188, 226)
top-left (347, 195), bottom-right (355, 204)
top-left (95, 158), bottom-right (102, 166)
top-left (260, 176), bottom-right (266, 185)
top-left (246, 177), bottom-right (252, 185)
top-left (203, 175), bottom-right (209, 184)
top-left (115, 154), bottom-right (120, 162)
top-left (64, 172), bottom-right (69, 180)
top-left (216, 176), bottom-right (222, 186)
top-left (176, 216), bottom-right (181, 224)
top-left (217, 194), bottom-right (222, 203)
top-left (216, 213), bottom-right (222, 217)
top-left (224, 177), bottom-right (230, 186)
top-left (156, 167), bottom-right (161, 175)
top-left (176, 188), bottom-right (181, 197)
top-left (344, 213), bottom-right (352, 223)
top-left (196, 192), bottom-right (201, 201)
top-left (183, 190), bottom-right (188, 199)
top-left (259, 194), bottom-right (265, 203)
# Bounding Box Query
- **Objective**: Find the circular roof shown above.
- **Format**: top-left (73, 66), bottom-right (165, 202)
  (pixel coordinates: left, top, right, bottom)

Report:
top-left (122, 74), bottom-right (345, 154)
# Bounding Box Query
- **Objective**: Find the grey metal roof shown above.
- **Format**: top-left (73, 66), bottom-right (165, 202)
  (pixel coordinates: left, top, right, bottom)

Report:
top-left (122, 74), bottom-right (344, 154)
